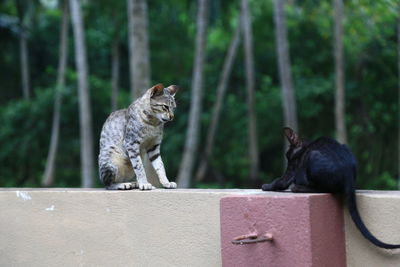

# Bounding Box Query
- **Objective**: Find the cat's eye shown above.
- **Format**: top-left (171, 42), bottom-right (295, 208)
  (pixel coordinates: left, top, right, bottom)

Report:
top-left (162, 105), bottom-right (169, 111)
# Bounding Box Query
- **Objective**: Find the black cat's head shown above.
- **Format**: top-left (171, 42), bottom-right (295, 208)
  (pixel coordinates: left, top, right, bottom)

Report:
top-left (282, 127), bottom-right (307, 178)
top-left (283, 127), bottom-right (305, 161)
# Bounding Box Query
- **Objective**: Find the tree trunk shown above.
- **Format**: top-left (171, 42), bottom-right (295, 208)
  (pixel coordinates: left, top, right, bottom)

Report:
top-left (42, 0), bottom-right (69, 187)
top-left (111, 39), bottom-right (120, 111)
top-left (273, 0), bottom-right (298, 132)
top-left (69, 0), bottom-right (95, 188)
top-left (334, 0), bottom-right (347, 144)
top-left (19, 36), bottom-right (30, 99)
top-left (16, 0), bottom-right (30, 100)
top-left (195, 20), bottom-right (241, 183)
top-left (127, 0), bottom-right (150, 100)
top-left (398, 2), bottom-right (400, 189)
top-left (177, 0), bottom-right (209, 188)
top-left (241, 0), bottom-right (259, 184)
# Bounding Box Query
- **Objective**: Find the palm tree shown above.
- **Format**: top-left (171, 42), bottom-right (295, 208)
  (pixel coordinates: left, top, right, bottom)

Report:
top-left (195, 18), bottom-right (241, 183)
top-left (273, 0), bottom-right (298, 133)
top-left (15, 0), bottom-right (33, 99)
top-left (177, 0), bottom-right (209, 188)
top-left (397, 1), bottom-right (400, 189)
top-left (69, 0), bottom-right (95, 187)
top-left (42, 0), bottom-right (69, 186)
top-left (111, 18), bottom-right (121, 111)
top-left (241, 0), bottom-right (259, 184)
top-left (127, 0), bottom-right (150, 100)
top-left (334, 0), bottom-right (347, 144)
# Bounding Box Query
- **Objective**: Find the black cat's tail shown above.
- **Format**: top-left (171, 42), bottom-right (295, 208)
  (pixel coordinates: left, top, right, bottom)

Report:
top-left (345, 175), bottom-right (400, 249)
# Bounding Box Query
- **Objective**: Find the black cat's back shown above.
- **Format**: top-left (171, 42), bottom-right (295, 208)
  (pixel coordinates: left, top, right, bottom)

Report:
top-left (306, 137), bottom-right (356, 193)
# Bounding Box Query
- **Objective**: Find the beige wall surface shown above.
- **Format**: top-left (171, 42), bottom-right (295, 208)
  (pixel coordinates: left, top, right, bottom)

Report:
top-left (0, 188), bottom-right (255, 267)
top-left (344, 190), bottom-right (400, 267)
top-left (1, 189), bottom-right (400, 267)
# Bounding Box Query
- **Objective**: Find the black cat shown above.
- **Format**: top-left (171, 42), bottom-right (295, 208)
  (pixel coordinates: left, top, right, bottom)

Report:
top-left (262, 127), bottom-right (400, 249)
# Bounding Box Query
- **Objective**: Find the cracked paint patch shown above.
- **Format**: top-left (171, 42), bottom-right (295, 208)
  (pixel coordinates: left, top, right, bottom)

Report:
top-left (16, 191), bottom-right (32, 201)
top-left (45, 205), bottom-right (55, 211)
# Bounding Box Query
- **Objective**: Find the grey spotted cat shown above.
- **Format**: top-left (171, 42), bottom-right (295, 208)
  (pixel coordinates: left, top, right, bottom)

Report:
top-left (98, 84), bottom-right (178, 190)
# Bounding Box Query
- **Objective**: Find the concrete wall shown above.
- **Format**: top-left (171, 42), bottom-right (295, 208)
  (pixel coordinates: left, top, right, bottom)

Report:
top-left (1, 189), bottom-right (400, 267)
top-left (344, 190), bottom-right (400, 267)
top-left (0, 188), bottom-right (244, 267)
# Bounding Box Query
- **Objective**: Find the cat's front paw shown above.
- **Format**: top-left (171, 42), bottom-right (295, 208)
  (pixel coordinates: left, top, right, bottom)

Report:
top-left (162, 181), bottom-right (177, 189)
top-left (138, 183), bottom-right (155, 190)
top-left (261, 183), bottom-right (273, 191)
top-left (106, 182), bottom-right (136, 190)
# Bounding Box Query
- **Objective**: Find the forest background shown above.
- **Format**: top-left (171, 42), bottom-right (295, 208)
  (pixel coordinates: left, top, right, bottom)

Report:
top-left (0, 0), bottom-right (398, 190)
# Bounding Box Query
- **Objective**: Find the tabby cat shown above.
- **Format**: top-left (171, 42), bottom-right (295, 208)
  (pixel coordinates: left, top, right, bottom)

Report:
top-left (98, 84), bottom-right (178, 190)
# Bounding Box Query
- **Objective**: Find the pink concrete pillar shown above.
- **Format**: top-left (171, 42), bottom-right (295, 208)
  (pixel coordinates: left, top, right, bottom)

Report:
top-left (220, 193), bottom-right (346, 267)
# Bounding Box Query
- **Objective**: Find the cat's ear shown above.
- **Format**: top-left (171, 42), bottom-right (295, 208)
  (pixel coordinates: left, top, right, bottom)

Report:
top-left (150, 84), bottom-right (164, 98)
top-left (284, 127), bottom-right (303, 146)
top-left (165, 85), bottom-right (179, 97)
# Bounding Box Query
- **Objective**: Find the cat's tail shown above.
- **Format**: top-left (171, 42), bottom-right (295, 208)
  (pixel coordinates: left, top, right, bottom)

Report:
top-left (345, 172), bottom-right (400, 249)
top-left (99, 163), bottom-right (116, 187)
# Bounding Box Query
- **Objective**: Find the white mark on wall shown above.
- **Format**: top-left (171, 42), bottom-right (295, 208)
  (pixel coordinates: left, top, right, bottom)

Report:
top-left (106, 208), bottom-right (111, 213)
top-left (45, 205), bottom-right (55, 211)
top-left (79, 249), bottom-right (85, 267)
top-left (16, 191), bottom-right (32, 201)
top-left (235, 191), bottom-right (265, 196)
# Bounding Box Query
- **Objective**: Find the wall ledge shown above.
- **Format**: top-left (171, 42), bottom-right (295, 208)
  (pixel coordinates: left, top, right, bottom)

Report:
top-left (1, 188), bottom-right (399, 267)
top-left (2, 188), bottom-right (399, 195)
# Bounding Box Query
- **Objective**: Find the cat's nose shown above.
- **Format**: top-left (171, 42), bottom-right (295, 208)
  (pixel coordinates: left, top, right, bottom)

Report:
top-left (169, 113), bottom-right (174, 120)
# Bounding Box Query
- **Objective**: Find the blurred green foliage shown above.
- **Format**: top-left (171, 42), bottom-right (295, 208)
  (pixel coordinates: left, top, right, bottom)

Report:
top-left (0, 0), bottom-right (398, 189)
